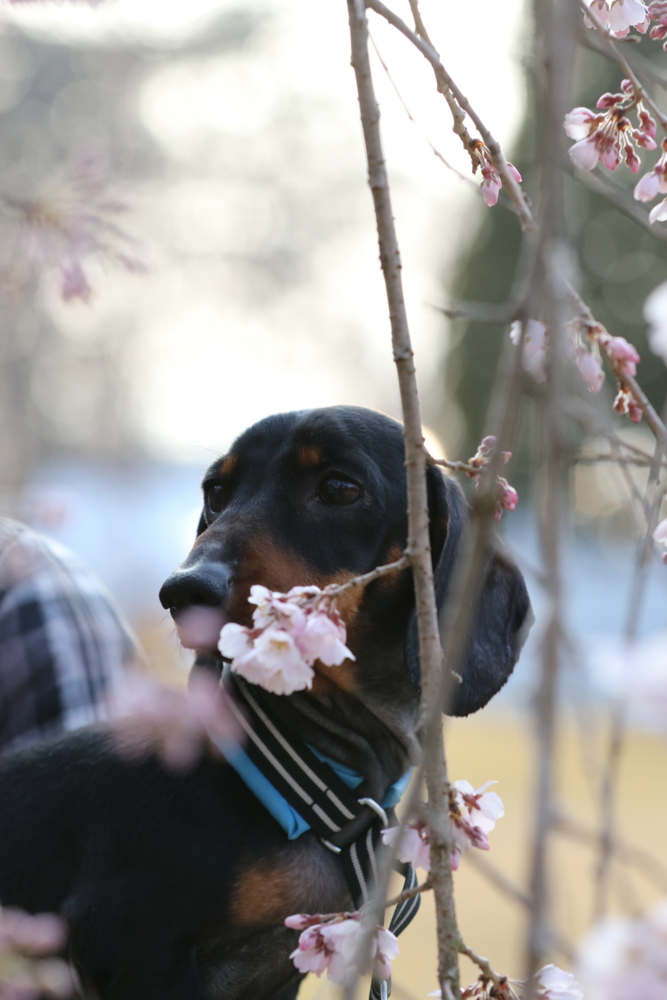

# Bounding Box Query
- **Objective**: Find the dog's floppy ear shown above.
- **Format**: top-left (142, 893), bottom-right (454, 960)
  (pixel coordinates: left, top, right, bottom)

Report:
top-left (405, 466), bottom-right (531, 715)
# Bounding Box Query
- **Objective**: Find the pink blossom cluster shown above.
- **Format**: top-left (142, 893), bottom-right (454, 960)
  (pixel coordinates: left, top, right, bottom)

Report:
top-left (584, 0), bottom-right (649, 37)
top-left (570, 316), bottom-right (642, 422)
top-left (648, 0), bottom-right (667, 45)
top-left (577, 898), bottom-right (667, 999)
top-left (110, 672), bottom-right (240, 772)
top-left (565, 81), bottom-right (656, 174)
top-left (465, 436), bottom-right (518, 521)
top-left (470, 140), bottom-right (522, 208)
top-left (1, 149), bottom-right (144, 303)
top-left (0, 907), bottom-right (73, 1000)
top-left (284, 911), bottom-right (398, 987)
top-left (431, 964), bottom-right (582, 1000)
top-left (381, 780), bottom-right (504, 873)
top-left (219, 584), bottom-right (354, 696)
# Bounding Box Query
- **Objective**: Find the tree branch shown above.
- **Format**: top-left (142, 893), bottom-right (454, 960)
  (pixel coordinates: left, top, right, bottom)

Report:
top-left (346, 2), bottom-right (460, 994)
top-left (364, 0), bottom-right (536, 232)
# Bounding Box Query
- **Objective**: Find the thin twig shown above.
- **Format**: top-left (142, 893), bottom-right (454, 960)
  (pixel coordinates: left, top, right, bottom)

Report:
top-left (364, 0), bottom-right (537, 232)
top-left (325, 555), bottom-right (410, 596)
top-left (571, 165), bottom-right (667, 246)
top-left (384, 877), bottom-right (432, 909)
top-left (574, 0), bottom-right (667, 133)
top-left (458, 941), bottom-right (521, 999)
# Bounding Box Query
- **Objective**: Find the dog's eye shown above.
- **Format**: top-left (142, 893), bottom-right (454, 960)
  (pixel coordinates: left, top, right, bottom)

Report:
top-left (205, 483), bottom-right (226, 514)
top-left (318, 476), bottom-right (362, 506)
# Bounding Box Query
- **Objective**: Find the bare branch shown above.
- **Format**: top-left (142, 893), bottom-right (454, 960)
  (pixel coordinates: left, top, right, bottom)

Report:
top-left (572, 166), bottom-right (667, 246)
top-left (364, 0), bottom-right (537, 232)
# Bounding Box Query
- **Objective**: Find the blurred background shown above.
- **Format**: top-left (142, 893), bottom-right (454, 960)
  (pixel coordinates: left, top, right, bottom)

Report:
top-left (1, 0), bottom-right (667, 994)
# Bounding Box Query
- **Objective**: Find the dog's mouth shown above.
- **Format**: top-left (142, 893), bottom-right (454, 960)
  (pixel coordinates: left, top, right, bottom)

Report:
top-left (173, 605), bottom-right (230, 651)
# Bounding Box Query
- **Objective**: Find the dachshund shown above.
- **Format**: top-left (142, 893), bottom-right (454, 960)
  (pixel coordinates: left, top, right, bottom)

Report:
top-left (0, 406), bottom-right (530, 1000)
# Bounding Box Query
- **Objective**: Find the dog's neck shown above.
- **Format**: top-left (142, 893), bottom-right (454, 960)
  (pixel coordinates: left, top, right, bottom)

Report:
top-left (249, 677), bottom-right (421, 804)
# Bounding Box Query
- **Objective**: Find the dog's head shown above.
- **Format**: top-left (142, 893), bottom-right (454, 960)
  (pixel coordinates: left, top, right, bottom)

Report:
top-left (159, 405), bottom-right (530, 717)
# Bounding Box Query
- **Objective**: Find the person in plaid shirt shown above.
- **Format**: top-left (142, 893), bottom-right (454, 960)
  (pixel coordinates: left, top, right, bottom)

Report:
top-left (0, 517), bottom-right (143, 755)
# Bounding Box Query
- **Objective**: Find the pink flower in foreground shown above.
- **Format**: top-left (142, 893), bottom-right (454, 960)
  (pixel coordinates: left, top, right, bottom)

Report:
top-left (0, 149), bottom-right (144, 303)
top-left (0, 907), bottom-right (73, 1000)
top-left (535, 965), bottom-right (584, 1000)
top-left (219, 584), bottom-right (355, 696)
top-left (577, 351), bottom-right (605, 392)
top-left (464, 437), bottom-right (518, 520)
top-left (577, 899), bottom-right (667, 999)
top-left (613, 385), bottom-right (643, 422)
top-left (382, 822), bottom-right (431, 871)
top-left (496, 478), bottom-right (519, 520)
top-left (110, 672), bottom-right (240, 771)
top-left (286, 912), bottom-right (398, 987)
top-left (510, 319), bottom-right (547, 382)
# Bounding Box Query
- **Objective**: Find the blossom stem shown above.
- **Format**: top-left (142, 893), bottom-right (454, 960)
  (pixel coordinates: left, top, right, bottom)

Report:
top-left (364, 0), bottom-right (536, 231)
top-left (324, 555), bottom-right (410, 596)
top-left (383, 877), bottom-right (432, 910)
top-left (575, 0), bottom-right (667, 134)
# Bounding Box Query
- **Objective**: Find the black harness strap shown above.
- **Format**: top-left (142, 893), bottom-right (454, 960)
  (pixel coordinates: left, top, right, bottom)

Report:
top-left (227, 676), bottom-right (421, 998)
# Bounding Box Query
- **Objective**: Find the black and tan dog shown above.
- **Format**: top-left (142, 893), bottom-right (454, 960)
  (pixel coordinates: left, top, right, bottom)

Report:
top-left (0, 406), bottom-right (530, 1000)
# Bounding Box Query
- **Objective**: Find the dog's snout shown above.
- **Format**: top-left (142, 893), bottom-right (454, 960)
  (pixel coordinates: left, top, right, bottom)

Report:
top-left (159, 563), bottom-right (230, 613)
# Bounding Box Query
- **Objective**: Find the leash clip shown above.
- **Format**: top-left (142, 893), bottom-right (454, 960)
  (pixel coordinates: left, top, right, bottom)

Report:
top-left (358, 798), bottom-right (389, 828)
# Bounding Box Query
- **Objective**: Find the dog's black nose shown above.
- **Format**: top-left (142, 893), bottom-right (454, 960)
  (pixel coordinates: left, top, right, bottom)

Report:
top-left (159, 562), bottom-right (230, 613)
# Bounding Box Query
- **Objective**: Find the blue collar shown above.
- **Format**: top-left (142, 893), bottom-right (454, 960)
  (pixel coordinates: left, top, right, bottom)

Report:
top-left (225, 740), bottom-right (412, 840)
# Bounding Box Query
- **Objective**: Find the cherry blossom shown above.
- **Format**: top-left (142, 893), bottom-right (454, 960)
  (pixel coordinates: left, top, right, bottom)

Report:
top-left (584, 0), bottom-right (650, 37)
top-left (110, 672), bottom-right (240, 771)
top-left (462, 436), bottom-right (519, 521)
top-left (449, 780), bottom-right (504, 869)
top-left (219, 584), bottom-right (354, 696)
top-left (577, 351), bottom-right (605, 392)
top-left (0, 149), bottom-right (144, 303)
top-left (644, 280), bottom-right (667, 361)
top-left (577, 899), bottom-right (667, 999)
top-left (469, 139), bottom-right (522, 208)
top-left (285, 911), bottom-right (398, 987)
top-left (564, 80), bottom-right (656, 174)
top-left (534, 965), bottom-right (584, 1000)
top-left (0, 907), bottom-right (73, 1000)
top-left (510, 319), bottom-right (548, 382)
top-left (381, 821), bottom-right (431, 871)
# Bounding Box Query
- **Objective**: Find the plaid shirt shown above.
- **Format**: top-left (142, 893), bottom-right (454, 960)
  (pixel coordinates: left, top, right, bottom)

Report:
top-left (0, 518), bottom-right (143, 755)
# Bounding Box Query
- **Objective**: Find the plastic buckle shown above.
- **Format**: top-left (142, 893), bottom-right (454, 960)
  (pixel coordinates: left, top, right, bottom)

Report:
top-left (358, 797), bottom-right (389, 828)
